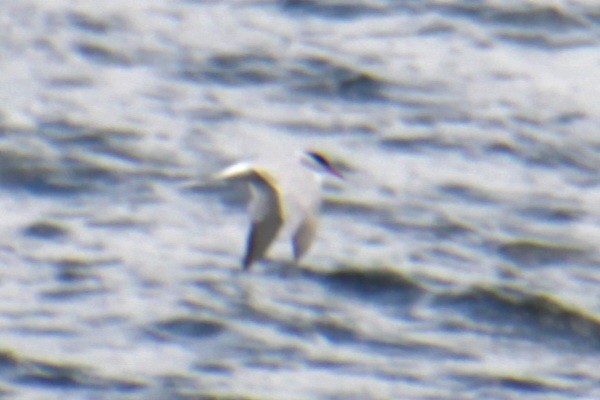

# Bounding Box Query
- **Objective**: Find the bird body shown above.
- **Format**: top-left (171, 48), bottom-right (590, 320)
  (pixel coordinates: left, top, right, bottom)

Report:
top-left (216, 150), bottom-right (341, 269)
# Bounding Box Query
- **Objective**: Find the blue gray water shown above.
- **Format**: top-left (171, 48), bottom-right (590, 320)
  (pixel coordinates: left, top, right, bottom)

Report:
top-left (1, 0), bottom-right (600, 399)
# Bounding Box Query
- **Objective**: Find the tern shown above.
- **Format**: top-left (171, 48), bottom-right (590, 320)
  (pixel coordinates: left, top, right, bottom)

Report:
top-left (216, 150), bottom-right (343, 270)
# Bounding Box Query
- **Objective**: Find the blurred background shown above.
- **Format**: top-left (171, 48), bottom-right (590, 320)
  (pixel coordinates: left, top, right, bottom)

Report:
top-left (1, 0), bottom-right (600, 398)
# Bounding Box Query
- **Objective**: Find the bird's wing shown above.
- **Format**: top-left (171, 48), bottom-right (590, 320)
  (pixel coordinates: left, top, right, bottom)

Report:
top-left (242, 169), bottom-right (285, 269)
top-left (244, 214), bottom-right (283, 269)
top-left (214, 161), bottom-right (254, 182)
top-left (217, 164), bottom-right (284, 269)
top-left (292, 210), bottom-right (318, 262)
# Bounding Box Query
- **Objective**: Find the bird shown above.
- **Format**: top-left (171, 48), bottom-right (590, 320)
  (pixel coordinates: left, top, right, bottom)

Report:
top-left (215, 150), bottom-right (343, 270)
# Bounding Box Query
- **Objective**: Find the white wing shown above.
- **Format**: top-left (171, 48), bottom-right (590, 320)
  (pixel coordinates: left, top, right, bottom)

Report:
top-left (216, 163), bottom-right (284, 269)
top-left (292, 210), bottom-right (318, 261)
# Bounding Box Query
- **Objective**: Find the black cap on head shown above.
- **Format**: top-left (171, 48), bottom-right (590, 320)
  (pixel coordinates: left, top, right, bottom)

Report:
top-left (306, 150), bottom-right (331, 169)
top-left (304, 150), bottom-right (343, 179)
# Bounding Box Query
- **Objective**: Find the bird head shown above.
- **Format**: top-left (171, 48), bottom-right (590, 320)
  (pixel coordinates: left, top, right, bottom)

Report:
top-left (301, 150), bottom-right (344, 179)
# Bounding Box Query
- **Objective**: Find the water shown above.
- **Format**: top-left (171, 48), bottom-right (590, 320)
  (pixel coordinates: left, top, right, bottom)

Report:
top-left (1, 0), bottom-right (600, 398)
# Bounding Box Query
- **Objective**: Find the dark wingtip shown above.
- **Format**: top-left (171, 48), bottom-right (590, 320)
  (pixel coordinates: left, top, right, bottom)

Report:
top-left (242, 255), bottom-right (253, 271)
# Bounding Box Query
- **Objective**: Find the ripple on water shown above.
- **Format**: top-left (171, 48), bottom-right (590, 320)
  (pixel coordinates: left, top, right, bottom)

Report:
top-left (435, 2), bottom-right (585, 30)
top-left (22, 221), bottom-right (69, 240)
top-left (280, 0), bottom-right (387, 19)
top-left (437, 182), bottom-right (497, 205)
top-left (450, 372), bottom-right (576, 398)
top-left (180, 52), bottom-right (280, 85)
top-left (75, 41), bottom-right (133, 66)
top-left (310, 267), bottom-right (424, 305)
top-left (68, 10), bottom-right (127, 34)
top-left (0, 350), bottom-right (145, 394)
top-left (147, 317), bottom-right (226, 340)
top-left (432, 285), bottom-right (600, 352)
top-left (0, 129), bottom-right (135, 194)
top-left (178, 50), bottom-right (388, 101)
top-left (516, 205), bottom-right (582, 223)
top-left (497, 238), bottom-right (590, 268)
top-left (288, 56), bottom-right (387, 102)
